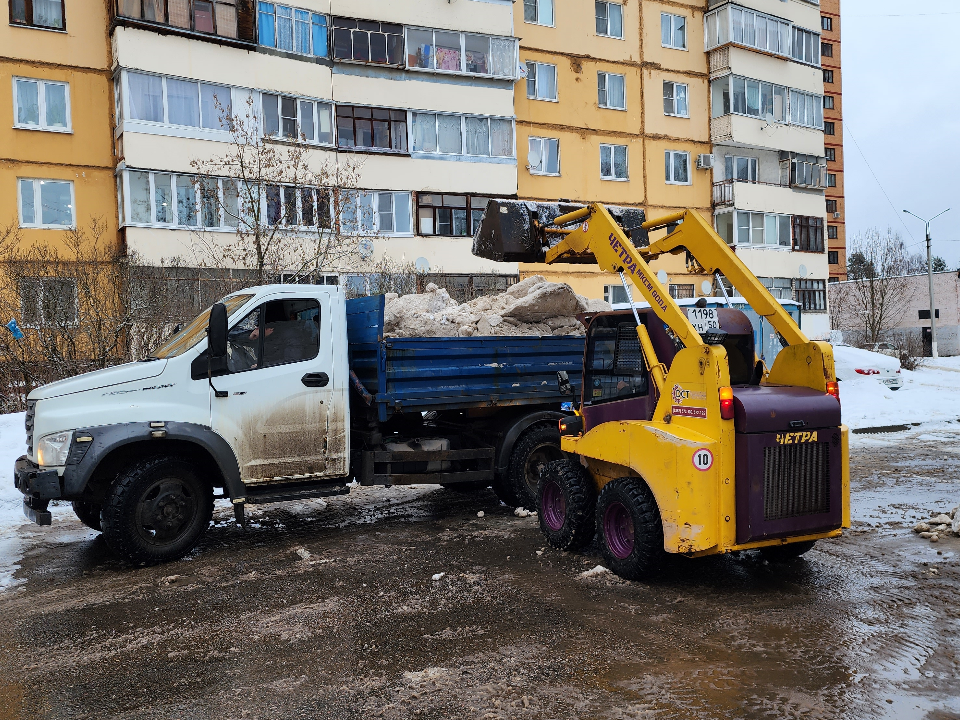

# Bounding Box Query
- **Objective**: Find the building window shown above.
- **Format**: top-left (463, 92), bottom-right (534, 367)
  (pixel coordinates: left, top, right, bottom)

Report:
top-left (796, 279), bottom-right (826, 312)
top-left (603, 284), bottom-right (631, 304)
top-left (10, 0), bottom-right (64, 29)
top-left (823, 95), bottom-right (834, 109)
top-left (758, 277), bottom-right (793, 300)
top-left (821, 42), bottom-right (833, 57)
top-left (724, 155), bottom-right (758, 183)
top-left (600, 144), bottom-right (628, 180)
top-left (711, 75), bottom-right (788, 123)
top-left (259, 4), bottom-right (327, 57)
top-left (19, 277), bottom-right (77, 327)
top-left (826, 199), bottom-right (838, 213)
top-left (417, 194), bottom-right (489, 236)
top-left (705, 6), bottom-right (791, 57)
top-left (827, 173), bottom-right (837, 187)
top-left (406, 28), bottom-right (517, 78)
top-left (827, 226), bottom-right (838, 240)
top-left (821, 16), bottom-right (833, 31)
top-left (828, 250), bottom-right (839, 264)
top-left (791, 27), bottom-right (820, 65)
top-left (411, 113), bottom-right (514, 157)
top-left (669, 284), bottom-right (694, 299)
top-left (261, 94), bottom-right (333, 144)
top-left (18, 178), bottom-right (74, 229)
top-left (526, 62), bottom-right (558, 101)
top-left (123, 71), bottom-right (232, 131)
top-left (792, 215), bottom-right (824, 252)
top-left (661, 13), bottom-right (686, 49)
top-left (339, 191), bottom-right (412, 235)
top-left (823, 69), bottom-right (834, 83)
top-left (528, 136), bottom-right (560, 175)
top-left (664, 150), bottom-right (690, 185)
top-left (598, 72), bottom-right (626, 110)
top-left (662, 81), bottom-right (688, 117)
top-left (825, 148), bottom-right (836, 162)
top-left (824, 121), bottom-right (835, 135)
top-left (735, 211), bottom-right (791, 246)
top-left (332, 17), bottom-right (401, 65)
top-left (790, 155), bottom-right (826, 188)
top-left (335, 106), bottom-right (407, 153)
top-left (13, 78), bottom-right (70, 132)
top-left (524, 0), bottom-right (554, 27)
top-left (789, 89), bottom-right (824, 129)
top-left (116, 0), bottom-right (242, 39)
top-left (595, 1), bottom-right (623, 38)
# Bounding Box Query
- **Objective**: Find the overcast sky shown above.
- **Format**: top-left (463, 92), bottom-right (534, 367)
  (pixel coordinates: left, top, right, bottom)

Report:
top-left (842, 0), bottom-right (960, 267)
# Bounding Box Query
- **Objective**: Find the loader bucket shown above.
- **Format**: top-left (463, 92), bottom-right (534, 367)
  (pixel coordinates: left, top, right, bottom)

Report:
top-left (472, 199), bottom-right (649, 263)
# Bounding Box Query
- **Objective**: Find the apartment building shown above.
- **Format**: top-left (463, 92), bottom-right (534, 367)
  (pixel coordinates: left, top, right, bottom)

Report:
top-left (3, 0), bottom-right (118, 308)
top-left (512, 0), bottom-right (714, 302)
top-left (821, 0), bottom-right (844, 282)
top-left (707, 0), bottom-right (832, 338)
top-left (111, 0), bottom-right (520, 291)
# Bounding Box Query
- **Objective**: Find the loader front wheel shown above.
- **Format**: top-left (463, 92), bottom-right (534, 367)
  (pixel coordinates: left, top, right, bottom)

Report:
top-left (596, 478), bottom-right (665, 581)
top-left (537, 459), bottom-right (596, 551)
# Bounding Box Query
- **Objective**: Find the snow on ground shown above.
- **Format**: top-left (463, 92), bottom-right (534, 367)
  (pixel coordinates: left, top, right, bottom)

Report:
top-left (0, 412), bottom-right (27, 588)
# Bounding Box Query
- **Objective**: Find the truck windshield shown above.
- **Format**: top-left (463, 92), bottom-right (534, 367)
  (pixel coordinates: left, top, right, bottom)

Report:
top-left (150, 294), bottom-right (255, 359)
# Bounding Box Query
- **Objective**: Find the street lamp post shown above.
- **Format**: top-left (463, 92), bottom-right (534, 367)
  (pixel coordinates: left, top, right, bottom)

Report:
top-left (903, 208), bottom-right (949, 359)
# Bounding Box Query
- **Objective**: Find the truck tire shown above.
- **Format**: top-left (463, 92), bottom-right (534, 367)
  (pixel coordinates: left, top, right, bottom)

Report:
top-left (596, 477), bottom-right (665, 581)
top-left (508, 422), bottom-right (564, 509)
top-left (759, 540), bottom-right (816, 563)
top-left (101, 456), bottom-right (213, 565)
top-left (537, 459), bottom-right (596, 551)
top-left (71, 500), bottom-right (103, 532)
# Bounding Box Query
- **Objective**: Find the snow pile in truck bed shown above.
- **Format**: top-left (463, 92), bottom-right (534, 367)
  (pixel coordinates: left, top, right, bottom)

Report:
top-left (382, 276), bottom-right (611, 338)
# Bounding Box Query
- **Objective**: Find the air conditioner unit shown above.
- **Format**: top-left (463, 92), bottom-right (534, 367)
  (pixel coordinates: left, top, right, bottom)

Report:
top-left (697, 154), bottom-right (714, 170)
top-left (833, 212), bottom-right (841, 219)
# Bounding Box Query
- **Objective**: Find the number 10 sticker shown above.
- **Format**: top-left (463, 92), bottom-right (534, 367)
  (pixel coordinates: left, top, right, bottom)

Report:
top-left (692, 448), bottom-right (714, 471)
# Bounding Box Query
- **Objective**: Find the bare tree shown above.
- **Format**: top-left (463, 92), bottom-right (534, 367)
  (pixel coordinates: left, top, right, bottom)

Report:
top-left (189, 96), bottom-right (367, 284)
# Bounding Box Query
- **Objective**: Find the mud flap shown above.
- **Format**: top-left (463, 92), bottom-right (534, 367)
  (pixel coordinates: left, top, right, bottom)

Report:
top-left (233, 499), bottom-right (247, 530)
top-left (23, 498), bottom-right (52, 526)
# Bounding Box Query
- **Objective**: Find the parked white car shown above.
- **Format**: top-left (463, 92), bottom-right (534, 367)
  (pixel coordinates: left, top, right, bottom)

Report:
top-left (833, 344), bottom-right (903, 391)
top-left (868, 341), bottom-right (899, 359)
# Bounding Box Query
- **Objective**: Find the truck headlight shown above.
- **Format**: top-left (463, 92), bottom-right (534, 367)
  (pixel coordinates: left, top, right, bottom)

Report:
top-left (37, 431), bottom-right (73, 467)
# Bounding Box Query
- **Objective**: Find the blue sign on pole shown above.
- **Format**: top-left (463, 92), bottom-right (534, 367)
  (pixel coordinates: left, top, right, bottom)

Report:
top-left (5, 318), bottom-right (24, 340)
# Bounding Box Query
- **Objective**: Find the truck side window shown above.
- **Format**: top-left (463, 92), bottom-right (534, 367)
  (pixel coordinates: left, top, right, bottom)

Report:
top-left (585, 322), bottom-right (649, 405)
top-left (227, 306), bottom-right (262, 372)
top-left (261, 298), bottom-right (320, 368)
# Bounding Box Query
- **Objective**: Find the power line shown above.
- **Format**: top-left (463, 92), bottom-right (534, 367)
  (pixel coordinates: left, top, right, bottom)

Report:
top-left (845, 11), bottom-right (960, 17)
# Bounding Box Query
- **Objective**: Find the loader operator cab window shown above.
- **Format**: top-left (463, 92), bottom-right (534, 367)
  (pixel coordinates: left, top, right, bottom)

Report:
top-left (584, 322), bottom-right (649, 405)
top-left (226, 298), bottom-right (320, 373)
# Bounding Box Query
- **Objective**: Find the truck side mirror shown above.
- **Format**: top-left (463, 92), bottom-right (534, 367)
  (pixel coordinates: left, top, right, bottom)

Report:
top-left (557, 370), bottom-right (573, 395)
top-left (208, 302), bottom-right (228, 359)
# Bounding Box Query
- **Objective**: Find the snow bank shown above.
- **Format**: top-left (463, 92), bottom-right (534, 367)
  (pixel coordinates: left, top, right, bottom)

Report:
top-left (0, 413), bottom-right (26, 589)
top-left (383, 277), bottom-right (611, 338)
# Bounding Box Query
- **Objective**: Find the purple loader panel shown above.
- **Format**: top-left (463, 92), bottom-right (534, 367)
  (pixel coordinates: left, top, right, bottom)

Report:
top-left (732, 386), bottom-right (841, 434)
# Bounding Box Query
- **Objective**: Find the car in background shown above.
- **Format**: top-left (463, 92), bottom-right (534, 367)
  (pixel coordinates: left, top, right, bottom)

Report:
top-left (833, 344), bottom-right (903, 391)
top-left (868, 341), bottom-right (899, 359)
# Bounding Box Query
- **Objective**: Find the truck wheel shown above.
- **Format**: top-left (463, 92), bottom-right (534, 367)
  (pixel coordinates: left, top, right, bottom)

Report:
top-left (537, 459), bottom-right (596, 551)
top-left (508, 423), bottom-right (564, 509)
top-left (101, 456), bottom-right (213, 565)
top-left (71, 500), bottom-right (103, 532)
top-left (596, 478), bottom-right (665, 581)
top-left (759, 540), bottom-right (816, 563)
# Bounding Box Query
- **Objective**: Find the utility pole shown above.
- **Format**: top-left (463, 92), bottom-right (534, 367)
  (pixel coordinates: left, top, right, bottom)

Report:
top-left (903, 208), bottom-right (949, 359)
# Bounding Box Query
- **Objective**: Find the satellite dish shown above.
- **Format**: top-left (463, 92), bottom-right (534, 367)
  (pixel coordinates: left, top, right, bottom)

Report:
top-left (415, 257), bottom-right (430, 273)
top-left (527, 147), bottom-right (542, 171)
top-left (701, 280), bottom-right (713, 295)
top-left (358, 239), bottom-right (374, 259)
top-left (764, 112), bottom-right (775, 126)
top-left (798, 264), bottom-right (808, 278)
top-left (657, 270), bottom-right (669, 285)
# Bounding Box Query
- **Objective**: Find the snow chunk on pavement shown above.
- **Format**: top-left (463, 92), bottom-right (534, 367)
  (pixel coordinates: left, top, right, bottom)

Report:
top-left (580, 565), bottom-right (610, 577)
top-left (431, 572), bottom-right (445, 581)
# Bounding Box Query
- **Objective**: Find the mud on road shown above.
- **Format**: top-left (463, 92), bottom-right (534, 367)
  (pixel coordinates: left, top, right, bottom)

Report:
top-left (2, 427), bottom-right (960, 720)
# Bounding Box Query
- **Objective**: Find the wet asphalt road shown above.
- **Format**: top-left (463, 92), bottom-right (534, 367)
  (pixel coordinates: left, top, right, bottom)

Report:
top-left (1, 428), bottom-right (960, 720)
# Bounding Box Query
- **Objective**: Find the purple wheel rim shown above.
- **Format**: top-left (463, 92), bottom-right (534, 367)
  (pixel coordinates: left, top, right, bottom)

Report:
top-left (541, 480), bottom-right (566, 532)
top-left (603, 501), bottom-right (635, 559)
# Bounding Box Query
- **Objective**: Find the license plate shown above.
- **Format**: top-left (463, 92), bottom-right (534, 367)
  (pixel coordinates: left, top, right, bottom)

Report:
top-left (687, 308), bottom-right (719, 334)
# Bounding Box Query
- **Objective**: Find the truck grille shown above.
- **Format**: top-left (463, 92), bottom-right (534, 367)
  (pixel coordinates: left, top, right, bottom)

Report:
top-left (25, 400), bottom-right (36, 454)
top-left (763, 443), bottom-right (830, 521)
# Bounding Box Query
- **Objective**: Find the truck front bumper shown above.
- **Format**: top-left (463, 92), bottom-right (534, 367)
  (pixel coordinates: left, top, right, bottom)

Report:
top-left (14, 455), bottom-right (60, 525)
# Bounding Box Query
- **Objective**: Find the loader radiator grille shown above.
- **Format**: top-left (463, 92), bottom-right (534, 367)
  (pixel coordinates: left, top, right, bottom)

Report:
top-left (763, 442), bottom-right (830, 520)
top-left (25, 400), bottom-right (36, 454)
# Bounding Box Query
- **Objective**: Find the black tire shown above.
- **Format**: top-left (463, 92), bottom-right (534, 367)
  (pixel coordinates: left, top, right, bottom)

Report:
top-left (508, 423), bottom-right (564, 509)
top-left (101, 456), bottom-right (213, 565)
top-left (759, 540), bottom-right (816, 563)
top-left (595, 478), bottom-right (665, 581)
top-left (492, 475), bottom-right (521, 506)
top-left (71, 500), bottom-right (102, 532)
top-left (537, 458), bottom-right (596, 551)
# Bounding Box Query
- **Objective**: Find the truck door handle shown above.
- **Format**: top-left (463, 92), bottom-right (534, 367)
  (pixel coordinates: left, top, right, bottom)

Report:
top-left (301, 372), bottom-right (329, 388)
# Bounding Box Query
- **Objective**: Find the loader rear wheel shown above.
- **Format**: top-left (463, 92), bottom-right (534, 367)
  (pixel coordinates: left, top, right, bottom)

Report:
top-left (71, 500), bottom-right (102, 532)
top-left (759, 540), bottom-right (816, 563)
top-left (537, 459), bottom-right (596, 551)
top-left (596, 478), bottom-right (664, 581)
top-left (508, 423), bottom-right (564, 509)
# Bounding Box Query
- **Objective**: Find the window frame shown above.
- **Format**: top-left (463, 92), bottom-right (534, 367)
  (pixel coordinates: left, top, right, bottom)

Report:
top-left (528, 136), bottom-right (560, 176)
top-left (711, 73), bottom-right (823, 129)
top-left (115, 0), bottom-right (242, 40)
top-left (12, 76), bottom-right (72, 133)
top-left (595, 1), bottom-right (623, 39)
top-left (121, 70), bottom-right (234, 134)
top-left (9, 0), bottom-right (65, 30)
top-left (824, 120), bottom-right (835, 135)
top-left (17, 178), bottom-right (75, 229)
top-left (664, 150), bottom-right (691, 185)
top-left (825, 147), bottom-right (836, 162)
top-left (704, 5), bottom-right (821, 68)
top-left (597, 71), bottom-right (626, 110)
top-left (821, 42), bottom-right (833, 57)
top-left (821, 16), bottom-right (832, 31)
top-left (335, 104), bottom-right (408, 154)
top-left (826, 173), bottom-right (837, 187)
top-left (410, 112), bottom-right (515, 158)
top-left (828, 250), bottom-right (838, 264)
top-left (523, 0), bottom-right (554, 28)
top-left (338, 190), bottom-right (413, 236)
top-left (662, 80), bottom-right (689, 118)
top-left (404, 26), bottom-right (518, 79)
top-left (823, 69), bottom-right (834, 83)
top-left (661, 12), bottom-right (687, 50)
top-left (526, 61), bottom-right (558, 102)
top-left (261, 92), bottom-right (335, 146)
top-left (795, 278), bottom-right (826, 313)
top-left (732, 210), bottom-right (792, 247)
top-left (792, 215), bottom-right (825, 253)
top-left (724, 154), bottom-right (759, 183)
top-left (416, 194), bottom-right (490, 237)
top-left (259, 3), bottom-right (328, 58)
top-left (599, 143), bottom-right (629, 181)
top-left (331, 16), bottom-right (403, 66)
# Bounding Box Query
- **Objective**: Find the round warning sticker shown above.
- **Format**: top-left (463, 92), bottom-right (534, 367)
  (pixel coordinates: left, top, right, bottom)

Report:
top-left (692, 448), bottom-right (714, 472)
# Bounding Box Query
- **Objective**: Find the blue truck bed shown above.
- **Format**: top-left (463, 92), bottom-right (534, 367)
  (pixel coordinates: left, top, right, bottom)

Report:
top-left (346, 295), bottom-right (585, 422)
